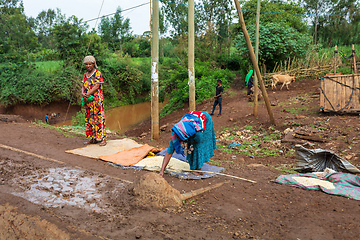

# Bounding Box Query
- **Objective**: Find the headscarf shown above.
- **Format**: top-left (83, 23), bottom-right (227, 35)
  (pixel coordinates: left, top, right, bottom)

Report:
top-left (245, 69), bottom-right (253, 86)
top-left (83, 55), bottom-right (98, 68)
top-left (171, 111), bottom-right (206, 155)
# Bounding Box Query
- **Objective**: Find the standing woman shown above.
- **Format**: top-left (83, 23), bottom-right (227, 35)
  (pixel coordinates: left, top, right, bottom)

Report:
top-left (82, 55), bottom-right (107, 146)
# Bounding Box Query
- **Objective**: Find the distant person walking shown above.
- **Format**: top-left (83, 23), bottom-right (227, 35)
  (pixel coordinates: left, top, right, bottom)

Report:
top-left (45, 114), bottom-right (49, 124)
top-left (210, 80), bottom-right (223, 117)
top-left (82, 55), bottom-right (106, 146)
top-left (245, 69), bottom-right (254, 96)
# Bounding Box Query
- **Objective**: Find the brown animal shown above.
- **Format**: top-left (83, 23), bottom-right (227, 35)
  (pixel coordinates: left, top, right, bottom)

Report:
top-left (325, 72), bottom-right (342, 76)
top-left (271, 74), bottom-right (296, 90)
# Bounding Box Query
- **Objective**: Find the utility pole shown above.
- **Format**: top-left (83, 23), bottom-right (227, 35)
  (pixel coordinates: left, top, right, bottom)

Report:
top-left (334, 45), bottom-right (337, 74)
top-left (233, 0), bottom-right (275, 125)
top-left (253, 0), bottom-right (260, 117)
top-left (352, 44), bottom-right (357, 74)
top-left (188, 0), bottom-right (195, 112)
top-left (151, 0), bottom-right (159, 140)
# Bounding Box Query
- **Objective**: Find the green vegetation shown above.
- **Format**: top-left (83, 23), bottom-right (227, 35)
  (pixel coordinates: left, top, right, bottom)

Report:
top-left (1, 0), bottom-right (360, 113)
top-left (217, 126), bottom-right (295, 157)
top-left (33, 120), bottom-right (85, 138)
top-left (271, 164), bottom-right (297, 174)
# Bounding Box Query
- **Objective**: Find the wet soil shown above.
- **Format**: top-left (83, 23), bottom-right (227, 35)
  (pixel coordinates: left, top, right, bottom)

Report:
top-left (1, 78), bottom-right (360, 239)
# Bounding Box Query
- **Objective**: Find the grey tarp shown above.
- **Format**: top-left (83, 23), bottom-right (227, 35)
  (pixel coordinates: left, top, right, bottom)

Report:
top-left (295, 145), bottom-right (360, 173)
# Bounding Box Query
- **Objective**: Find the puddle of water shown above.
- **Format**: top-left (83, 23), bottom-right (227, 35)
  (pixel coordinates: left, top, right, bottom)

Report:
top-left (12, 167), bottom-right (125, 213)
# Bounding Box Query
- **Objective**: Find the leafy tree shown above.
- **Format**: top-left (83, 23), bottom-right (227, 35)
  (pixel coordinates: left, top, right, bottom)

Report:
top-left (98, 7), bottom-right (132, 55)
top-left (33, 8), bottom-right (64, 49)
top-left (299, 0), bottom-right (332, 44)
top-left (122, 36), bottom-right (151, 57)
top-left (314, 0), bottom-right (360, 46)
top-left (52, 15), bottom-right (88, 68)
top-left (201, 0), bottom-right (233, 52)
top-left (240, 0), bottom-right (307, 34)
top-left (233, 22), bottom-right (312, 70)
top-left (161, 0), bottom-right (205, 37)
top-left (0, 0), bottom-right (39, 63)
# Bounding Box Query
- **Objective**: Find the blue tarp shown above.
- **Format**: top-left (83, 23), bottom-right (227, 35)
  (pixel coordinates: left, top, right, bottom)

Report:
top-left (155, 149), bottom-right (225, 180)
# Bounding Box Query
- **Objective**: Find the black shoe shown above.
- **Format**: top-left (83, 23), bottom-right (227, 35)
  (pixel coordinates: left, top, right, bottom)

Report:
top-left (210, 113), bottom-right (214, 115)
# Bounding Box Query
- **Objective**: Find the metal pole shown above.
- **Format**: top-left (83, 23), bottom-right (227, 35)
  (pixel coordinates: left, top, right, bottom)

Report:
top-left (151, 0), bottom-right (159, 140)
top-left (253, 0), bottom-right (260, 117)
top-left (188, 0), bottom-right (196, 112)
top-left (233, 0), bottom-right (275, 125)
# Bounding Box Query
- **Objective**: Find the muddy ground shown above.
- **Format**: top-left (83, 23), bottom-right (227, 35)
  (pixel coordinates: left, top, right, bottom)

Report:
top-left (1, 78), bottom-right (360, 240)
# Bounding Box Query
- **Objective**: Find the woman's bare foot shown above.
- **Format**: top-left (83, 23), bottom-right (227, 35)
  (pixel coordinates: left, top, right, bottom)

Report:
top-left (99, 139), bottom-right (107, 146)
top-left (84, 139), bottom-right (96, 145)
top-left (192, 169), bottom-right (203, 175)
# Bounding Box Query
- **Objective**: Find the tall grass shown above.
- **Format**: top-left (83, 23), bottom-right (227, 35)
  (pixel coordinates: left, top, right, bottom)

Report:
top-left (34, 61), bottom-right (63, 74)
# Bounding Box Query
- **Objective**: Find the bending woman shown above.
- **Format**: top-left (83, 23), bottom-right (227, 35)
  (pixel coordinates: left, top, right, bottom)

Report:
top-left (159, 111), bottom-right (216, 176)
top-left (82, 55), bottom-right (106, 146)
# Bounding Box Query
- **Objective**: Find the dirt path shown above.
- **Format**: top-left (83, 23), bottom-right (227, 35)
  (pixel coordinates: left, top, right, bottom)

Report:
top-left (1, 78), bottom-right (360, 239)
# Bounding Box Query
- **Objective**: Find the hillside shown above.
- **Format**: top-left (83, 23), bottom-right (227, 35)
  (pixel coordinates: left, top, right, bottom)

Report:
top-left (1, 77), bottom-right (360, 239)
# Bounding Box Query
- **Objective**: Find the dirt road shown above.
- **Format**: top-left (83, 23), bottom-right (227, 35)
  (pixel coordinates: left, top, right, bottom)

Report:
top-left (1, 78), bottom-right (360, 239)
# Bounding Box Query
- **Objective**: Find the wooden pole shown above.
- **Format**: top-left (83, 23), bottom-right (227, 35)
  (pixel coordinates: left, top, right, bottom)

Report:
top-left (233, 0), bottom-right (275, 125)
top-left (182, 169), bottom-right (257, 183)
top-left (188, 0), bottom-right (196, 112)
top-left (253, 0), bottom-right (260, 117)
top-left (352, 44), bottom-right (357, 74)
top-left (334, 45), bottom-right (337, 74)
top-left (181, 182), bottom-right (225, 200)
top-left (151, 0), bottom-right (160, 140)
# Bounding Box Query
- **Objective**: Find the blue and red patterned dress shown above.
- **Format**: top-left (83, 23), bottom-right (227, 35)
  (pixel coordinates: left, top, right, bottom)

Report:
top-left (82, 70), bottom-right (106, 141)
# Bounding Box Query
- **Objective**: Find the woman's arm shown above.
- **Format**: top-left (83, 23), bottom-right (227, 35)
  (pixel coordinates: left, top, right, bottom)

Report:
top-left (159, 152), bottom-right (173, 177)
top-left (82, 86), bottom-right (86, 97)
top-left (85, 83), bottom-right (100, 96)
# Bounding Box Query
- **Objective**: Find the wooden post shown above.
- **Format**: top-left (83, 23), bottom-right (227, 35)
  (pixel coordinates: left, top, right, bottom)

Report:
top-left (253, 0), bottom-right (260, 117)
top-left (352, 44), bottom-right (357, 74)
top-left (233, 0), bottom-right (275, 125)
top-left (151, 0), bottom-right (159, 140)
top-left (188, 0), bottom-right (196, 111)
top-left (334, 45), bottom-right (337, 74)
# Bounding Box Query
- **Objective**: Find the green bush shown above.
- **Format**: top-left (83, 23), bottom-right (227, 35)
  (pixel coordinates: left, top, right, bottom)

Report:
top-left (160, 61), bottom-right (235, 116)
top-left (72, 109), bottom-right (85, 127)
top-left (0, 63), bottom-right (78, 106)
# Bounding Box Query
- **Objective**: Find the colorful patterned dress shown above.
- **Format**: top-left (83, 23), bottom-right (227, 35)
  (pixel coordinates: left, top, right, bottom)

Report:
top-left (82, 70), bottom-right (106, 141)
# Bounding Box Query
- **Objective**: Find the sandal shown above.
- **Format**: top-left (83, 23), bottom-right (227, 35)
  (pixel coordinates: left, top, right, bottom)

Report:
top-left (99, 139), bottom-right (107, 146)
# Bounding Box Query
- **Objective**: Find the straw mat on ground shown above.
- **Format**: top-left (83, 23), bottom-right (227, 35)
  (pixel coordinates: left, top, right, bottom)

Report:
top-left (65, 139), bottom-right (142, 159)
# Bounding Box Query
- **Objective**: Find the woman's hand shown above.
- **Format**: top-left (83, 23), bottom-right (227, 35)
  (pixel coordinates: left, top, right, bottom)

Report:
top-left (159, 152), bottom-right (172, 178)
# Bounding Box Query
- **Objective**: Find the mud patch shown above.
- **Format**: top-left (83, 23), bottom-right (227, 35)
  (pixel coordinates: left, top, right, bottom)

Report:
top-left (0, 203), bottom-right (70, 240)
top-left (10, 166), bottom-right (126, 213)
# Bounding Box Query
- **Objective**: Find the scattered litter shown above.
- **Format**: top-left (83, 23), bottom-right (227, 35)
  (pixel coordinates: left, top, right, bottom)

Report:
top-left (229, 141), bottom-right (241, 148)
top-left (295, 145), bottom-right (360, 173)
